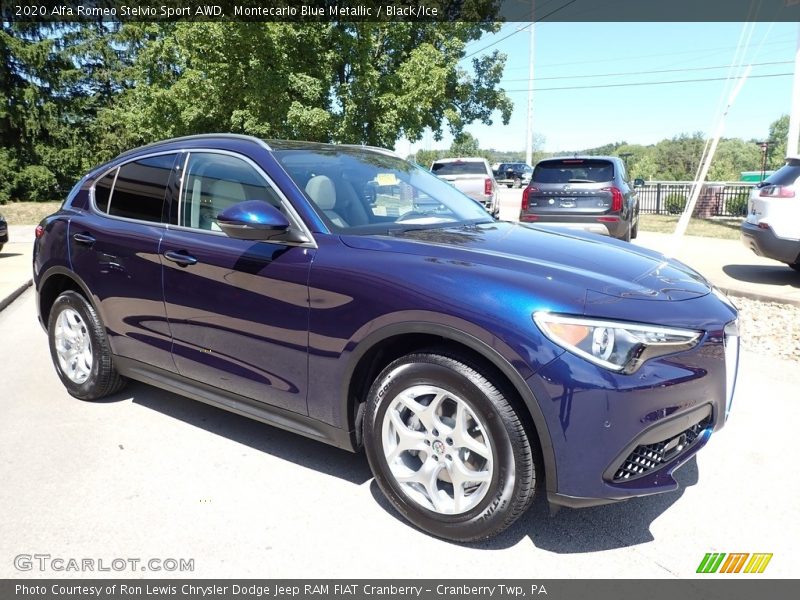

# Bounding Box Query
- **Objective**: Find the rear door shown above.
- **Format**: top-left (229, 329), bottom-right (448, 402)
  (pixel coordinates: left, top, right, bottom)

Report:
top-left (161, 150), bottom-right (314, 414)
top-left (528, 159), bottom-right (617, 215)
top-left (69, 153), bottom-right (178, 372)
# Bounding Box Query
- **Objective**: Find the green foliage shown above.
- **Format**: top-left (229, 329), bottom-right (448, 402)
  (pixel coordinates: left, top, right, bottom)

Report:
top-left (0, 149), bottom-right (17, 204)
top-left (664, 193), bottom-right (687, 214)
top-left (412, 149), bottom-right (446, 169)
top-left (724, 188), bottom-right (750, 216)
top-left (766, 114), bottom-right (797, 170)
top-left (14, 165), bottom-right (59, 201)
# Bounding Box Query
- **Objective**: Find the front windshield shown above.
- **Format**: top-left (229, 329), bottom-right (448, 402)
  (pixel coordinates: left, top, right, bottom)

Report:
top-left (273, 147), bottom-right (493, 234)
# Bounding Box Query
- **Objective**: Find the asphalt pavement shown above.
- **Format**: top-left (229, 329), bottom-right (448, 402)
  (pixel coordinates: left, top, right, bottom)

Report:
top-left (1, 288), bottom-right (798, 578)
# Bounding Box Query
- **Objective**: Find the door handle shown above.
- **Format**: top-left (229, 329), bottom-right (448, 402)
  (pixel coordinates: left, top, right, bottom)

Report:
top-left (163, 250), bottom-right (198, 267)
top-left (72, 233), bottom-right (96, 246)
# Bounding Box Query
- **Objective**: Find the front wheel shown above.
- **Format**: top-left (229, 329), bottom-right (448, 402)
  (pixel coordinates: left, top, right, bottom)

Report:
top-left (363, 351), bottom-right (536, 542)
top-left (47, 290), bottom-right (126, 400)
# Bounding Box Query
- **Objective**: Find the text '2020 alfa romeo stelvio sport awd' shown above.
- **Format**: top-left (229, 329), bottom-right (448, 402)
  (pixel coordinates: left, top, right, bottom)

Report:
top-left (33, 135), bottom-right (739, 541)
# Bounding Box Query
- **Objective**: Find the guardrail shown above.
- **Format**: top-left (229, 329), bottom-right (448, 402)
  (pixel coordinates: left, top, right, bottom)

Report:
top-left (637, 181), bottom-right (753, 218)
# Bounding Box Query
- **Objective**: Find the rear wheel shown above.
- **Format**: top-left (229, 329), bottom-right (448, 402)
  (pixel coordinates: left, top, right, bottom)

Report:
top-left (621, 224), bottom-right (632, 242)
top-left (631, 218), bottom-right (639, 239)
top-left (363, 351), bottom-right (536, 542)
top-left (47, 290), bottom-right (126, 400)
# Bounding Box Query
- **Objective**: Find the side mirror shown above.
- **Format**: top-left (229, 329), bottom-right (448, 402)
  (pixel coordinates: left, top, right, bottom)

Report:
top-left (217, 200), bottom-right (294, 241)
top-left (633, 178), bottom-right (645, 187)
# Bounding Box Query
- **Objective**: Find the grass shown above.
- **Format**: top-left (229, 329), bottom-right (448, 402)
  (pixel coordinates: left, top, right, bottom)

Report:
top-left (0, 201), bottom-right (62, 225)
top-left (639, 214), bottom-right (743, 240)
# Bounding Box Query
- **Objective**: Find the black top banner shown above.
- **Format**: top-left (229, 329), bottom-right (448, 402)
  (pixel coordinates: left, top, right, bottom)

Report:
top-left (2, 0), bottom-right (800, 23)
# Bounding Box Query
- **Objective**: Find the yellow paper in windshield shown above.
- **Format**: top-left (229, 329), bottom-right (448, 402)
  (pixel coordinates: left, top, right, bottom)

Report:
top-left (376, 173), bottom-right (399, 186)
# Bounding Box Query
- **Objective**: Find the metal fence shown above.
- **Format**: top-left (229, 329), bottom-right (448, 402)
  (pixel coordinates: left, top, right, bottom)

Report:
top-left (637, 181), bottom-right (753, 217)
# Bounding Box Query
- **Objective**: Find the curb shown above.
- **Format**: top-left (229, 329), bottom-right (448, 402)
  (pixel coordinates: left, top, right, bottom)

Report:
top-left (0, 279), bottom-right (32, 313)
top-left (720, 286), bottom-right (800, 308)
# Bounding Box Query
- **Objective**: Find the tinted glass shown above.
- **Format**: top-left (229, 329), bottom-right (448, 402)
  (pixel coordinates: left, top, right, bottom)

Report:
top-left (533, 159), bottom-right (615, 184)
top-left (179, 152), bottom-right (283, 230)
top-left (275, 148), bottom-right (491, 234)
top-left (109, 154), bottom-right (176, 222)
top-left (431, 161), bottom-right (487, 176)
top-left (764, 161), bottom-right (800, 186)
top-left (93, 169), bottom-right (116, 213)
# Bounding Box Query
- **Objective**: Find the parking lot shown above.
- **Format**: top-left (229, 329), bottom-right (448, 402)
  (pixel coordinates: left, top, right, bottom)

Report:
top-left (1, 280), bottom-right (798, 578)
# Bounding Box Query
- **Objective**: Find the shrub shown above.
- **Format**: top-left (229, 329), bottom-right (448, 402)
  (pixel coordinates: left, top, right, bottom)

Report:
top-left (664, 193), bottom-right (687, 214)
top-left (725, 189), bottom-right (750, 216)
top-left (14, 165), bottom-right (60, 202)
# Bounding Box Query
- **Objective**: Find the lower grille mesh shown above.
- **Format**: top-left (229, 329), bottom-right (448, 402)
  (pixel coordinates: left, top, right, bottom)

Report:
top-left (613, 417), bottom-right (712, 482)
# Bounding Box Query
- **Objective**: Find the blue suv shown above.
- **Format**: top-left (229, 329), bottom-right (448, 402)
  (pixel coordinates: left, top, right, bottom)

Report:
top-left (33, 135), bottom-right (739, 541)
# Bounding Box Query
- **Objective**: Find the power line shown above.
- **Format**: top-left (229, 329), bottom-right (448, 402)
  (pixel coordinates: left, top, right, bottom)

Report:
top-left (463, 0), bottom-right (580, 59)
top-left (500, 37), bottom-right (795, 71)
top-left (502, 71), bottom-right (792, 92)
top-left (499, 60), bottom-right (792, 82)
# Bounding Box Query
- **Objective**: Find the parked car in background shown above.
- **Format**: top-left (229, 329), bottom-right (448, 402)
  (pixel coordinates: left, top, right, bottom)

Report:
top-left (430, 157), bottom-right (498, 216)
top-left (494, 162), bottom-right (533, 188)
top-left (741, 156), bottom-right (800, 272)
top-left (34, 135), bottom-right (739, 542)
top-left (0, 212), bottom-right (7, 252)
top-left (520, 156), bottom-right (642, 242)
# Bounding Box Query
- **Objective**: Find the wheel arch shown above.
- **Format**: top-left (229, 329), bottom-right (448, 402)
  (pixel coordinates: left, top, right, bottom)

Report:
top-left (342, 322), bottom-right (557, 494)
top-left (37, 266), bottom-right (96, 332)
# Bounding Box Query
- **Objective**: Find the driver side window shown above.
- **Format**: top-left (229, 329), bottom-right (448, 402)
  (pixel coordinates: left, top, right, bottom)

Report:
top-left (178, 152), bottom-right (283, 231)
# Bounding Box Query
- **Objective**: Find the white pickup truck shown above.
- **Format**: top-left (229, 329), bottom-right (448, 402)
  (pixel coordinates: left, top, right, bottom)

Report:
top-left (430, 157), bottom-right (499, 217)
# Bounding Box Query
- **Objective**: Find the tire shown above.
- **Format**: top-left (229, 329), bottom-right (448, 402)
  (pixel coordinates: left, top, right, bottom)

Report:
top-left (363, 351), bottom-right (536, 542)
top-left (47, 290), bottom-right (126, 401)
top-left (506, 184), bottom-right (513, 189)
top-left (621, 224), bottom-right (632, 242)
top-left (630, 218), bottom-right (639, 240)
top-left (0, 244), bottom-right (4, 253)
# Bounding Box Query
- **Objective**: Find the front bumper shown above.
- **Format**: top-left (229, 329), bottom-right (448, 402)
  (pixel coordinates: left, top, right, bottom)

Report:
top-left (741, 221), bottom-right (800, 265)
top-left (528, 297), bottom-right (738, 506)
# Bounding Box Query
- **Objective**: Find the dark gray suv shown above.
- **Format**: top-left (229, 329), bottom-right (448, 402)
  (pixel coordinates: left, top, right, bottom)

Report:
top-left (520, 156), bottom-right (642, 242)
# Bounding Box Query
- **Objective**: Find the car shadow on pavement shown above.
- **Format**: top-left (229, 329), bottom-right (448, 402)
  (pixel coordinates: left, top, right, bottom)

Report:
top-left (723, 264), bottom-right (800, 288)
top-left (369, 456), bottom-right (699, 551)
top-left (118, 381), bottom-right (373, 485)
top-left (0, 252), bottom-right (22, 258)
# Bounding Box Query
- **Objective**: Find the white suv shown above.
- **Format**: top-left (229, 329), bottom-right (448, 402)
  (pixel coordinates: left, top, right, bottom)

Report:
top-left (741, 156), bottom-right (800, 272)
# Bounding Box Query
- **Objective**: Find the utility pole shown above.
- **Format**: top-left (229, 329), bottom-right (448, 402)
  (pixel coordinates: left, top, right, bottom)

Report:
top-left (524, 5), bottom-right (535, 166)
top-left (788, 20), bottom-right (800, 157)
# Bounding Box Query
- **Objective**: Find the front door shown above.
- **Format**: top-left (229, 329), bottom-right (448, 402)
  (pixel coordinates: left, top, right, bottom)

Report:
top-left (161, 151), bottom-right (313, 414)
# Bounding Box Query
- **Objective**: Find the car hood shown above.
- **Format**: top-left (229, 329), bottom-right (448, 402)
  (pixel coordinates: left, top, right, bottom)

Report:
top-left (340, 222), bottom-right (711, 303)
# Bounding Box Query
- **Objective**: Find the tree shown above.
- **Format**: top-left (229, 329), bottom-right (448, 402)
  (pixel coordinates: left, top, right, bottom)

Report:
top-left (766, 114), bottom-right (796, 170)
top-left (96, 19), bottom-right (512, 154)
top-left (708, 138), bottom-right (761, 181)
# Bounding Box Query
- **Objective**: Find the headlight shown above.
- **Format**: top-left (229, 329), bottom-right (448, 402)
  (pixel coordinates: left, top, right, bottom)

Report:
top-left (533, 312), bottom-right (702, 374)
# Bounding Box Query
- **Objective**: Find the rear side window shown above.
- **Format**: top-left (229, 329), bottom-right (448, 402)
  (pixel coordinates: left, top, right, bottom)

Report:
top-left (533, 159), bottom-right (615, 184)
top-left (93, 170), bottom-right (116, 213)
top-left (431, 161), bottom-right (487, 176)
top-left (109, 154), bottom-right (177, 222)
top-left (764, 161), bottom-right (800, 187)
